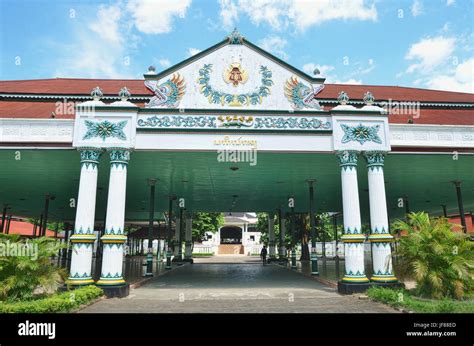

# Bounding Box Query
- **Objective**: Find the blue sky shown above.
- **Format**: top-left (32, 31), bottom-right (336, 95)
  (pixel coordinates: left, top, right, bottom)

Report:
top-left (0, 0), bottom-right (472, 92)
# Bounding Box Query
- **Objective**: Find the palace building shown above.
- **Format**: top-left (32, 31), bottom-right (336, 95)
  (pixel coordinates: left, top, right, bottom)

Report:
top-left (0, 29), bottom-right (473, 296)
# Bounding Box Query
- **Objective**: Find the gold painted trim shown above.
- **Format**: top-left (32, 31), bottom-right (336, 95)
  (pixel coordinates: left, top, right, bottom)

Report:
top-left (342, 276), bottom-right (370, 283)
top-left (66, 279), bottom-right (94, 285)
top-left (370, 275), bottom-right (398, 282)
top-left (96, 279), bottom-right (126, 285)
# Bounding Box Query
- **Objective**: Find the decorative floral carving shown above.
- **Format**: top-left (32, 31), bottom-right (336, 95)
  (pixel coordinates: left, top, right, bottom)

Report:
top-left (364, 151), bottom-right (385, 170)
top-left (137, 115), bottom-right (331, 131)
top-left (78, 148), bottom-right (102, 168)
top-left (341, 123), bottom-right (382, 145)
top-left (138, 115), bottom-right (217, 128)
top-left (198, 64), bottom-right (273, 106)
top-left (228, 28), bottom-right (244, 44)
top-left (83, 120), bottom-right (127, 141)
top-left (109, 149), bottom-right (130, 169)
top-left (336, 150), bottom-right (359, 168)
top-left (254, 117), bottom-right (331, 130)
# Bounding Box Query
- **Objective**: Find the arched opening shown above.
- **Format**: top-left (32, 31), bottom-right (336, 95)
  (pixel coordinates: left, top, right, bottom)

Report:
top-left (220, 226), bottom-right (242, 244)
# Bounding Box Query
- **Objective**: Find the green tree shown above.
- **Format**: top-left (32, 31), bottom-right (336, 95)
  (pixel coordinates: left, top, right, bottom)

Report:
top-left (257, 212), bottom-right (304, 257)
top-left (0, 234), bottom-right (66, 301)
top-left (392, 212), bottom-right (474, 299)
top-left (192, 212), bottom-right (224, 242)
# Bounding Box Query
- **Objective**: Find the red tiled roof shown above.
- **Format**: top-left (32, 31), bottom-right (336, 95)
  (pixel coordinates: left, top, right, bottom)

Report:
top-left (1, 78), bottom-right (473, 102)
top-left (0, 101), bottom-right (75, 119)
top-left (0, 78), bottom-right (150, 95)
top-left (318, 84), bottom-right (474, 103)
top-left (5, 219), bottom-right (64, 238)
top-left (0, 78), bottom-right (473, 125)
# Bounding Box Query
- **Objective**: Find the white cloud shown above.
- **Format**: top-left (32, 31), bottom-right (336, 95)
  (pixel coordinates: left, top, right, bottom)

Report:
top-left (425, 58), bottom-right (474, 93)
top-left (400, 29), bottom-right (473, 93)
top-left (219, 0), bottom-right (239, 29)
top-left (89, 5), bottom-right (122, 43)
top-left (53, 5), bottom-right (134, 79)
top-left (302, 63), bottom-right (335, 76)
top-left (218, 0), bottom-right (377, 31)
top-left (159, 59), bottom-right (171, 68)
top-left (405, 36), bottom-right (455, 73)
top-left (411, 0), bottom-right (423, 17)
top-left (333, 78), bottom-right (362, 85)
top-left (188, 47), bottom-right (201, 56)
top-left (127, 0), bottom-right (192, 34)
top-left (258, 35), bottom-right (288, 60)
top-left (446, 0), bottom-right (455, 6)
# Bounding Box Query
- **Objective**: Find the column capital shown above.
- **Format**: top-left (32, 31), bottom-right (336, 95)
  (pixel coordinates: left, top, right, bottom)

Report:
top-left (336, 150), bottom-right (359, 168)
top-left (363, 151), bottom-right (386, 169)
top-left (78, 147), bottom-right (103, 168)
top-left (108, 147), bottom-right (132, 168)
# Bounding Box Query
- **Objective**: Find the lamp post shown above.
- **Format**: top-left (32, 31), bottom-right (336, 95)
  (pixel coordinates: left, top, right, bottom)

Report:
top-left (145, 179), bottom-right (156, 276)
top-left (166, 196), bottom-right (176, 269)
top-left (289, 197), bottom-right (297, 269)
top-left (308, 180), bottom-right (319, 276)
top-left (453, 181), bottom-right (467, 233)
top-left (177, 198), bottom-right (185, 263)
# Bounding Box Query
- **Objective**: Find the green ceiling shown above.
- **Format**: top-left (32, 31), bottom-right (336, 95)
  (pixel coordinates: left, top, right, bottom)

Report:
top-left (0, 149), bottom-right (473, 224)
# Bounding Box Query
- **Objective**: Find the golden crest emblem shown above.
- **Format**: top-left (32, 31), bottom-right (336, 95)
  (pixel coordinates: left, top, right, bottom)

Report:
top-left (223, 62), bottom-right (248, 87)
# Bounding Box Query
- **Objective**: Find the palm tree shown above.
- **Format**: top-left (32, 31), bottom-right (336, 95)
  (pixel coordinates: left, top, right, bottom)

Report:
top-left (0, 234), bottom-right (66, 301)
top-left (392, 212), bottom-right (474, 299)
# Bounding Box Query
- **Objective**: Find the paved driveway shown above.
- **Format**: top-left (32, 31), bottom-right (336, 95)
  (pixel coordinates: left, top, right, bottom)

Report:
top-left (80, 262), bottom-right (397, 313)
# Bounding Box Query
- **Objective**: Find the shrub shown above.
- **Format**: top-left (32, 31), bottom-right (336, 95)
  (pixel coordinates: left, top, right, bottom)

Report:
top-left (0, 234), bottom-right (66, 301)
top-left (367, 286), bottom-right (474, 313)
top-left (0, 285), bottom-right (103, 313)
top-left (392, 212), bottom-right (474, 299)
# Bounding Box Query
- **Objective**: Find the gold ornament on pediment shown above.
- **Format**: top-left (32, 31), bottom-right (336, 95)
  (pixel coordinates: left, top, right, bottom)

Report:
top-left (223, 62), bottom-right (249, 87)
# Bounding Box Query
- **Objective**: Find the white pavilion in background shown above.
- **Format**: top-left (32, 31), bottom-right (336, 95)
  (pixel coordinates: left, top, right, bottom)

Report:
top-left (200, 212), bottom-right (261, 255)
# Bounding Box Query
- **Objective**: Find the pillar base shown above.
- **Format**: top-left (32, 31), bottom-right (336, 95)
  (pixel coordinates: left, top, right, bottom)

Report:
top-left (370, 275), bottom-right (398, 283)
top-left (182, 258), bottom-right (194, 263)
top-left (97, 283), bottom-right (130, 298)
top-left (337, 281), bottom-right (372, 294)
top-left (66, 278), bottom-right (95, 287)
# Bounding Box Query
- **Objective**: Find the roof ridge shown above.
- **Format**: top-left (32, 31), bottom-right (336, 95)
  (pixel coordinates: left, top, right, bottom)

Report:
top-left (0, 78), bottom-right (472, 96)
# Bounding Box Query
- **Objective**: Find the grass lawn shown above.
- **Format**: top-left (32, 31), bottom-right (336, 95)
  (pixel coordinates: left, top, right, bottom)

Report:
top-left (367, 286), bottom-right (474, 313)
top-left (192, 253), bottom-right (214, 257)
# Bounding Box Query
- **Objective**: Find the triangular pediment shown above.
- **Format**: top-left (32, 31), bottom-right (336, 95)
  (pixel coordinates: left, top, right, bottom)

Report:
top-left (143, 29), bottom-right (325, 111)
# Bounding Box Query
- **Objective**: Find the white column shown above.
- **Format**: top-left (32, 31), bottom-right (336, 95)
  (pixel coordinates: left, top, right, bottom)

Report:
top-left (184, 214), bottom-right (193, 260)
top-left (336, 151), bottom-right (368, 283)
top-left (97, 148), bottom-right (130, 286)
top-left (67, 148), bottom-right (103, 286)
top-left (364, 151), bottom-right (397, 282)
top-left (268, 213), bottom-right (276, 258)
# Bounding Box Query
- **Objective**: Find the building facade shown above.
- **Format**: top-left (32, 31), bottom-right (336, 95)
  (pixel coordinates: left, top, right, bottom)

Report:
top-left (1, 29), bottom-right (473, 296)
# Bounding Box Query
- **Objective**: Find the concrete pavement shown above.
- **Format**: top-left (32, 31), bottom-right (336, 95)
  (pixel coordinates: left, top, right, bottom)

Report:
top-left (80, 259), bottom-right (397, 313)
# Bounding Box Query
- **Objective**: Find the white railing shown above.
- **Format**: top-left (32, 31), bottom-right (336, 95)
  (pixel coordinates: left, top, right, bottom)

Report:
top-left (192, 244), bottom-right (214, 254)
